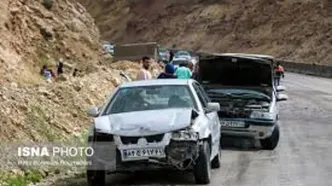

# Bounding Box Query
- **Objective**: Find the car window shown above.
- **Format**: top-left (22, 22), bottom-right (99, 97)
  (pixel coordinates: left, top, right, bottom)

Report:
top-left (193, 83), bottom-right (208, 108)
top-left (175, 51), bottom-right (190, 57)
top-left (103, 85), bottom-right (198, 114)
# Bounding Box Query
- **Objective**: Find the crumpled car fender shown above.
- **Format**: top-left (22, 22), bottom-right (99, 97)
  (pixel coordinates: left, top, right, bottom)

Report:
top-left (191, 115), bottom-right (211, 139)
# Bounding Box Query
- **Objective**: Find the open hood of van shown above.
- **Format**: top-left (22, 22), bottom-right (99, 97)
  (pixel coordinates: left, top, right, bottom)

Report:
top-left (197, 54), bottom-right (273, 87)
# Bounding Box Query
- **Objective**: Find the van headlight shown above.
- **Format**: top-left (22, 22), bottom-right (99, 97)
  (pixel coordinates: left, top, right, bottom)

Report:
top-left (250, 111), bottom-right (274, 120)
top-left (172, 129), bottom-right (199, 141)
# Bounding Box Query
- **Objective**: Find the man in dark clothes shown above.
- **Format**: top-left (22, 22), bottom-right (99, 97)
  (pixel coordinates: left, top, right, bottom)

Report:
top-left (157, 63), bottom-right (177, 79)
top-left (56, 61), bottom-right (64, 75)
top-left (169, 50), bottom-right (174, 62)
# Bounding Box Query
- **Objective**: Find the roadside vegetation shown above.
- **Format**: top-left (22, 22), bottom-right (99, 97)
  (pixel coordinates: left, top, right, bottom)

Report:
top-left (0, 129), bottom-right (89, 186)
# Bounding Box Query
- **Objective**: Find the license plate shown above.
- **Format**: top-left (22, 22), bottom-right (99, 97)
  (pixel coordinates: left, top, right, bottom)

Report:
top-left (220, 121), bottom-right (245, 128)
top-left (121, 147), bottom-right (166, 160)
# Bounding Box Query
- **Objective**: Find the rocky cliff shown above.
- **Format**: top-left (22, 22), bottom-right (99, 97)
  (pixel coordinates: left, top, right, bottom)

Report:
top-left (0, 0), bottom-right (103, 85)
top-left (79, 0), bottom-right (332, 65)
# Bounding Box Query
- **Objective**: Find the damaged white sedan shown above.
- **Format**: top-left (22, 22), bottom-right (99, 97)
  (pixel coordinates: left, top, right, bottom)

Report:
top-left (86, 79), bottom-right (222, 185)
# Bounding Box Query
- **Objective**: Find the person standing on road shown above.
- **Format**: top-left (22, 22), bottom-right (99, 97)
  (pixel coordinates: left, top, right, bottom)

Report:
top-left (136, 56), bottom-right (152, 80)
top-left (169, 50), bottom-right (174, 62)
top-left (157, 63), bottom-right (177, 79)
top-left (191, 62), bottom-right (199, 80)
top-left (175, 62), bottom-right (192, 79)
top-left (274, 62), bottom-right (285, 86)
top-left (187, 61), bottom-right (194, 72)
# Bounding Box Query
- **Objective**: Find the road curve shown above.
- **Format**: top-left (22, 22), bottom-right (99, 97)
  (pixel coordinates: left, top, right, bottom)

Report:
top-left (47, 73), bottom-right (332, 186)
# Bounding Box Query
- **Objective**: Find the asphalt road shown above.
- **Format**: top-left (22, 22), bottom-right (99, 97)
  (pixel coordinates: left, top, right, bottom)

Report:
top-left (48, 73), bottom-right (332, 186)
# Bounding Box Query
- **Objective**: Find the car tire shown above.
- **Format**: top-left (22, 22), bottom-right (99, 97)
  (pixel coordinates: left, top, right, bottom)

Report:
top-left (211, 145), bottom-right (221, 169)
top-left (87, 170), bottom-right (106, 186)
top-left (194, 141), bottom-right (211, 184)
top-left (260, 125), bottom-right (280, 150)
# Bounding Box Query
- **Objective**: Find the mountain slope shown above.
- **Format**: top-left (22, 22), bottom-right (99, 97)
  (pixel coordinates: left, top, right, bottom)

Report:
top-left (79, 0), bottom-right (332, 64)
top-left (0, 0), bottom-right (103, 85)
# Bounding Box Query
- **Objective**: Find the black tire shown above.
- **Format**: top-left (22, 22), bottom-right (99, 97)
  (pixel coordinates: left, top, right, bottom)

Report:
top-left (194, 141), bottom-right (211, 184)
top-left (211, 145), bottom-right (221, 169)
top-left (260, 125), bottom-right (280, 150)
top-left (87, 170), bottom-right (106, 186)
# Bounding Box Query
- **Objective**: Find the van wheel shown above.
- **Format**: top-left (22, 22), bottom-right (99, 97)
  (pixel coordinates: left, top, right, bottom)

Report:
top-left (211, 145), bottom-right (221, 169)
top-left (87, 170), bottom-right (106, 186)
top-left (194, 141), bottom-right (211, 184)
top-left (260, 125), bottom-right (280, 150)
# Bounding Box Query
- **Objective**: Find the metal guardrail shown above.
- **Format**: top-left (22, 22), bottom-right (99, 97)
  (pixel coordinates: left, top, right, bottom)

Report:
top-left (277, 60), bottom-right (332, 78)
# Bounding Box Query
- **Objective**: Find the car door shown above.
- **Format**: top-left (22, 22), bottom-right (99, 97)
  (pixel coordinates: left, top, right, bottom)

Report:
top-left (196, 83), bottom-right (221, 150)
top-left (193, 82), bottom-right (220, 158)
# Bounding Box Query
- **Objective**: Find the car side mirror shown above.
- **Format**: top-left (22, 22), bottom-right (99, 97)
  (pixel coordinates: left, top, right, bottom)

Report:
top-left (277, 94), bottom-right (288, 102)
top-left (206, 102), bottom-right (221, 112)
top-left (86, 107), bottom-right (100, 117)
top-left (276, 85), bottom-right (286, 92)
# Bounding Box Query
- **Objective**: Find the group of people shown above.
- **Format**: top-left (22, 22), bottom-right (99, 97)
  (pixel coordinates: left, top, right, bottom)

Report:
top-left (40, 58), bottom-right (64, 82)
top-left (136, 56), bottom-right (197, 81)
top-left (137, 56), bottom-right (286, 87)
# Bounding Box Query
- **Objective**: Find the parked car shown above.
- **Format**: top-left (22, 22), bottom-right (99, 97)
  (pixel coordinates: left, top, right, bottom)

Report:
top-left (86, 79), bottom-right (222, 185)
top-left (196, 53), bottom-right (288, 150)
top-left (170, 57), bottom-right (190, 68)
top-left (174, 50), bottom-right (191, 60)
top-left (102, 41), bottom-right (115, 55)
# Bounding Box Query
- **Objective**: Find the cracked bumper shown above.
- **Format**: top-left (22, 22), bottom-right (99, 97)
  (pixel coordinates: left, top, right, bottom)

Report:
top-left (221, 122), bottom-right (277, 139)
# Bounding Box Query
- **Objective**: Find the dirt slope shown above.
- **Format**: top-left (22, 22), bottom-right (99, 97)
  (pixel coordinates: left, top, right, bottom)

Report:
top-left (0, 0), bottom-right (163, 143)
top-left (0, 0), bottom-right (103, 85)
top-left (0, 61), bottom-right (162, 143)
top-left (79, 0), bottom-right (332, 65)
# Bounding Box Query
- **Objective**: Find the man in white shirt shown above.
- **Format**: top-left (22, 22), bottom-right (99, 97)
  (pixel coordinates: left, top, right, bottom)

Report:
top-left (136, 56), bottom-right (152, 80)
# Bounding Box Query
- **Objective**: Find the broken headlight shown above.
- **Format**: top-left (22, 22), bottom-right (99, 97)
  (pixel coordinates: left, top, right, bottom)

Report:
top-left (171, 129), bottom-right (199, 141)
top-left (250, 111), bottom-right (275, 120)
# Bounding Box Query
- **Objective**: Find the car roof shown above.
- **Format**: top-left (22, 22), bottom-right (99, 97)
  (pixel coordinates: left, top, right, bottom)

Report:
top-left (119, 79), bottom-right (195, 88)
top-left (221, 53), bottom-right (275, 59)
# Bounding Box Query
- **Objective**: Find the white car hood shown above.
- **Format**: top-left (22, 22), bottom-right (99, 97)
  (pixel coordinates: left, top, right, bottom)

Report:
top-left (94, 108), bottom-right (193, 136)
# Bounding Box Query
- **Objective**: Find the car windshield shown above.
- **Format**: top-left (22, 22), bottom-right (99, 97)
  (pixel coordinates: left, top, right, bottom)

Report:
top-left (104, 85), bottom-right (197, 114)
top-left (175, 51), bottom-right (190, 57)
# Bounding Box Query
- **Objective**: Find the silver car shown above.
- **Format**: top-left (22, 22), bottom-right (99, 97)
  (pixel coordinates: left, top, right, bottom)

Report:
top-left (174, 50), bottom-right (191, 60)
top-left (86, 79), bottom-right (222, 185)
top-left (197, 53), bottom-right (288, 150)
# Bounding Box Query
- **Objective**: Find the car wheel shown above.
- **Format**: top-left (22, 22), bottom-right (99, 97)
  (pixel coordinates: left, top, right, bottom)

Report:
top-left (194, 141), bottom-right (211, 184)
top-left (211, 145), bottom-right (221, 169)
top-left (260, 125), bottom-right (280, 150)
top-left (87, 170), bottom-right (106, 186)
